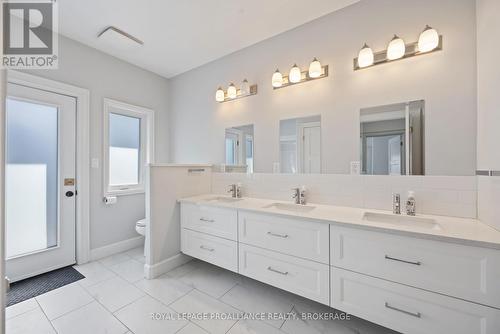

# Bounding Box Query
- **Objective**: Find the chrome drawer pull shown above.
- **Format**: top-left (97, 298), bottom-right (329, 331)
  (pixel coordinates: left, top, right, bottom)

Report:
top-left (199, 218), bottom-right (215, 223)
top-left (267, 231), bottom-right (289, 238)
top-left (385, 255), bottom-right (421, 266)
top-left (199, 245), bottom-right (215, 252)
top-left (385, 302), bottom-right (421, 318)
top-left (267, 266), bottom-right (288, 275)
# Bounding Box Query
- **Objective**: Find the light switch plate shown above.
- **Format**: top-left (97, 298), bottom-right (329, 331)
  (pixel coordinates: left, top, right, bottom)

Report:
top-left (91, 158), bottom-right (99, 169)
top-left (350, 161), bottom-right (361, 175)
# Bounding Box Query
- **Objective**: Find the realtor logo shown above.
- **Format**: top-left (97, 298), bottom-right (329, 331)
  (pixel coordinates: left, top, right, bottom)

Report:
top-left (2, 0), bottom-right (58, 69)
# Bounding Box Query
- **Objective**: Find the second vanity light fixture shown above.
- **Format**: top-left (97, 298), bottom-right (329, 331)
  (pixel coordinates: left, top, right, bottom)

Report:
top-left (272, 58), bottom-right (329, 89)
top-left (354, 25), bottom-right (442, 70)
top-left (215, 79), bottom-right (258, 102)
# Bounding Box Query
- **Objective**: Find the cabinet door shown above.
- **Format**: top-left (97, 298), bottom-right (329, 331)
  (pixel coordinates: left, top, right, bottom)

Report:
top-left (239, 211), bottom-right (329, 264)
top-left (331, 267), bottom-right (500, 334)
top-left (181, 229), bottom-right (238, 272)
top-left (181, 203), bottom-right (237, 240)
top-left (239, 243), bottom-right (329, 305)
top-left (331, 226), bottom-right (500, 308)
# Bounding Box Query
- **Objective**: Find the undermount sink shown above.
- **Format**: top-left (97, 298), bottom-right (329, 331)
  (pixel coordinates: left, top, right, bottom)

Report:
top-left (203, 196), bottom-right (243, 203)
top-left (363, 212), bottom-right (441, 231)
top-left (263, 202), bottom-right (316, 212)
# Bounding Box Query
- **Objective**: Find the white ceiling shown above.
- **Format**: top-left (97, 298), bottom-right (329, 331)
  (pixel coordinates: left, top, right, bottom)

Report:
top-left (58, 0), bottom-right (359, 78)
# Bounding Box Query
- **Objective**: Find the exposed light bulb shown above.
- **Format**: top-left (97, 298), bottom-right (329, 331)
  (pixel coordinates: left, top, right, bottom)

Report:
top-left (240, 79), bottom-right (250, 95)
top-left (215, 87), bottom-right (225, 102)
top-left (357, 43), bottom-right (374, 68)
top-left (272, 69), bottom-right (283, 88)
top-left (227, 83), bottom-right (237, 99)
top-left (308, 58), bottom-right (322, 78)
top-left (418, 25), bottom-right (439, 53)
top-left (289, 64), bottom-right (302, 83)
top-left (387, 35), bottom-right (406, 60)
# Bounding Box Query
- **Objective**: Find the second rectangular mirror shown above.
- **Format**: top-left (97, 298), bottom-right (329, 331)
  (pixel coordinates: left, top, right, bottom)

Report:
top-left (360, 100), bottom-right (424, 175)
top-left (279, 115), bottom-right (321, 174)
top-left (225, 124), bottom-right (254, 173)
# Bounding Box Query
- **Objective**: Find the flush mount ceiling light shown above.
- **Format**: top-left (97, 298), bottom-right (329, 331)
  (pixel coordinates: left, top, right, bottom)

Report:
top-left (353, 26), bottom-right (443, 71)
top-left (418, 25), bottom-right (440, 53)
top-left (272, 69), bottom-right (283, 88)
top-left (97, 26), bottom-right (144, 49)
top-left (215, 80), bottom-right (258, 103)
top-left (357, 44), bottom-right (374, 68)
top-left (272, 60), bottom-right (329, 90)
top-left (387, 35), bottom-right (406, 60)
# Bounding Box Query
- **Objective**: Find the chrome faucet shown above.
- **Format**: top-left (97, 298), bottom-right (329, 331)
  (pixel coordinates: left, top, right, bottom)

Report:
top-left (292, 187), bottom-right (306, 205)
top-left (228, 183), bottom-right (242, 198)
top-left (392, 193), bottom-right (401, 214)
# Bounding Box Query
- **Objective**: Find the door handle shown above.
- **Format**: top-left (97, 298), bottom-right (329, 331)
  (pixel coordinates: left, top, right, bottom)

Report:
top-left (65, 191), bottom-right (74, 197)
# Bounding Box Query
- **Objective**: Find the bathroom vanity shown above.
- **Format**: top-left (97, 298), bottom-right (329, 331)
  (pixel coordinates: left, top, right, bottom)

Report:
top-left (179, 195), bottom-right (500, 334)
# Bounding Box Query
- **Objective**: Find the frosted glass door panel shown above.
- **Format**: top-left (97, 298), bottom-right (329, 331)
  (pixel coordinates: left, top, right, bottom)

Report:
top-left (6, 99), bottom-right (58, 258)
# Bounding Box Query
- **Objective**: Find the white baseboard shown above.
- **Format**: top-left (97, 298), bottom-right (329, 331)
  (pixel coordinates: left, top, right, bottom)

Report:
top-left (144, 253), bottom-right (192, 279)
top-left (90, 236), bottom-right (144, 261)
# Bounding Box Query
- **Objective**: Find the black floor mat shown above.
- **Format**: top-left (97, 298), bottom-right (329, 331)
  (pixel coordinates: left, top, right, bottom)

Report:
top-left (7, 266), bottom-right (85, 307)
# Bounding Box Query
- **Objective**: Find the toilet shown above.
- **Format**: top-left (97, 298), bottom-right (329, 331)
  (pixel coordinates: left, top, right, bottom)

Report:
top-left (136, 219), bottom-right (148, 255)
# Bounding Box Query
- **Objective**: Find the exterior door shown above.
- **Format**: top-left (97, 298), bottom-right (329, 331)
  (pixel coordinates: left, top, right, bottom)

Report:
top-left (5, 83), bottom-right (77, 282)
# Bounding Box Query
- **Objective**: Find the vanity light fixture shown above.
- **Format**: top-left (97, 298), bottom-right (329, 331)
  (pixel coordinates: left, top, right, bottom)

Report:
top-left (418, 25), bottom-right (440, 53)
top-left (227, 83), bottom-right (237, 99)
top-left (272, 60), bottom-right (329, 90)
top-left (215, 87), bottom-right (225, 102)
top-left (357, 44), bottom-right (374, 68)
top-left (272, 69), bottom-right (284, 88)
top-left (240, 79), bottom-right (250, 95)
top-left (308, 58), bottom-right (322, 78)
top-left (289, 64), bottom-right (302, 83)
top-left (215, 80), bottom-right (258, 103)
top-left (353, 26), bottom-right (443, 71)
top-left (387, 35), bottom-right (406, 60)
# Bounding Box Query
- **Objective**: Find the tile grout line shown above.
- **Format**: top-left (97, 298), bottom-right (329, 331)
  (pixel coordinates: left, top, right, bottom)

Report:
top-left (34, 298), bottom-right (59, 334)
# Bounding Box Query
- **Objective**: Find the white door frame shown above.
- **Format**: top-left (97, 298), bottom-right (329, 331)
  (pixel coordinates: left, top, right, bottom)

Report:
top-left (7, 70), bottom-right (91, 265)
top-left (297, 121), bottom-right (321, 173)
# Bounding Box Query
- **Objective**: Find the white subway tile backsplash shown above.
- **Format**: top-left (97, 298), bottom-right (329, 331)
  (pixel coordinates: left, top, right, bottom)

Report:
top-left (212, 173), bottom-right (478, 219)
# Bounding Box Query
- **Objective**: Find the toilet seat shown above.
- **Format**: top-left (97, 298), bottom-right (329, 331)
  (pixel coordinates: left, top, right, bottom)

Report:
top-left (136, 219), bottom-right (147, 236)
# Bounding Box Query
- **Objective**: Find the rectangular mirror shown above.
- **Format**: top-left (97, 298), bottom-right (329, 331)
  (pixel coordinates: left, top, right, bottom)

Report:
top-left (224, 124), bottom-right (254, 173)
top-left (279, 115), bottom-right (321, 174)
top-left (360, 100), bottom-right (424, 175)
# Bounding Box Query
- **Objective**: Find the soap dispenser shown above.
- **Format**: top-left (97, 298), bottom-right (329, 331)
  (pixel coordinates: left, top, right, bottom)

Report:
top-left (406, 191), bottom-right (416, 216)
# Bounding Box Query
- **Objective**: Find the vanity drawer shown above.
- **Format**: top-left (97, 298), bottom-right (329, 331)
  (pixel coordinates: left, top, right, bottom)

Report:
top-left (181, 229), bottom-right (238, 272)
top-left (238, 212), bottom-right (329, 264)
top-left (239, 244), bottom-right (329, 305)
top-left (331, 267), bottom-right (500, 334)
top-left (181, 203), bottom-right (237, 240)
top-left (330, 226), bottom-right (500, 308)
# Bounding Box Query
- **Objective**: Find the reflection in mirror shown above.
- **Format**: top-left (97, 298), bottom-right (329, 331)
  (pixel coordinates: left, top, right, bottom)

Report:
top-left (360, 100), bottom-right (424, 175)
top-left (279, 116), bottom-right (321, 174)
top-left (224, 124), bottom-right (254, 173)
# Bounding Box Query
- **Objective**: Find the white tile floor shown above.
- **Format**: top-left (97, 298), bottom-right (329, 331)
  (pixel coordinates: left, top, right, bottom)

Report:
top-left (6, 248), bottom-right (399, 334)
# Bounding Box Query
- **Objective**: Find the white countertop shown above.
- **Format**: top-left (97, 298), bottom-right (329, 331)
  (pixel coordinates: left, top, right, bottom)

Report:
top-left (179, 194), bottom-right (500, 250)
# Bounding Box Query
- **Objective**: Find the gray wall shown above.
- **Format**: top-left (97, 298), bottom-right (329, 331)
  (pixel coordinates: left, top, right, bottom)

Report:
top-left (169, 0), bottom-right (477, 176)
top-left (24, 36), bottom-right (170, 250)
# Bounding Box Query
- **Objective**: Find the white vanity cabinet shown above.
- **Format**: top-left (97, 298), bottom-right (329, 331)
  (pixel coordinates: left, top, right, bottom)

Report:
top-left (180, 203), bottom-right (238, 272)
top-left (180, 200), bottom-right (500, 334)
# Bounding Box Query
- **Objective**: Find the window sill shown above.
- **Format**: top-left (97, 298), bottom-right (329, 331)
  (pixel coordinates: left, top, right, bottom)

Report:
top-left (104, 188), bottom-right (145, 197)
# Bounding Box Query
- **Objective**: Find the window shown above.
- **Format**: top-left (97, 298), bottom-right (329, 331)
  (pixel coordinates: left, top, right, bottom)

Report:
top-left (103, 99), bottom-right (154, 195)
